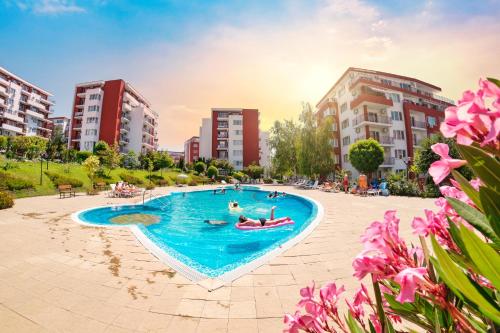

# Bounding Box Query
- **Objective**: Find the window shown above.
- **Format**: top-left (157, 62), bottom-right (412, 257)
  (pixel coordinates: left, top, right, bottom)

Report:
top-left (89, 94), bottom-right (101, 100)
top-left (234, 130), bottom-right (242, 135)
top-left (233, 120), bottom-right (242, 125)
top-left (235, 161), bottom-right (243, 166)
top-left (334, 154), bottom-right (340, 164)
top-left (341, 119), bottom-right (349, 129)
top-left (88, 105), bottom-right (100, 112)
top-left (338, 86), bottom-right (345, 97)
top-left (85, 129), bottom-right (98, 136)
top-left (400, 83), bottom-right (412, 90)
top-left (342, 136), bottom-right (350, 146)
top-left (233, 150), bottom-right (243, 156)
top-left (86, 117), bottom-right (99, 124)
top-left (393, 130), bottom-right (405, 140)
top-left (391, 111), bottom-right (403, 121)
top-left (84, 141), bottom-right (96, 150)
top-left (330, 138), bottom-right (338, 147)
top-left (389, 93), bottom-right (400, 103)
top-left (340, 103), bottom-right (347, 113)
top-left (394, 149), bottom-right (406, 158)
top-left (381, 79), bottom-right (392, 86)
top-left (331, 123), bottom-right (337, 131)
top-left (233, 140), bottom-right (243, 145)
top-left (7, 87), bottom-right (15, 94)
top-left (427, 116), bottom-right (437, 127)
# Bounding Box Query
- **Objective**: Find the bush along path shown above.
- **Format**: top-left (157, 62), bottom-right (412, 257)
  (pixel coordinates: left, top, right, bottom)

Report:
top-left (284, 78), bottom-right (500, 332)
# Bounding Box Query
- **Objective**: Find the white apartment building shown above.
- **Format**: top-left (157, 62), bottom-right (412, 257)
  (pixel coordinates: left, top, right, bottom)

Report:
top-left (316, 67), bottom-right (454, 179)
top-left (259, 131), bottom-right (271, 170)
top-left (69, 79), bottom-right (158, 154)
top-left (199, 117), bottom-right (212, 160)
top-left (0, 67), bottom-right (54, 138)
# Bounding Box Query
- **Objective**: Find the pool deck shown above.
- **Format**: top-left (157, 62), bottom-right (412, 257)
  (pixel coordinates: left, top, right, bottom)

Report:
top-left (0, 185), bottom-right (434, 332)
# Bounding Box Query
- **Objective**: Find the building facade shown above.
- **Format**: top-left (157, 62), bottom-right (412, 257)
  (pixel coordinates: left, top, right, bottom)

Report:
top-left (0, 67), bottom-right (54, 138)
top-left (184, 136), bottom-right (199, 164)
top-left (198, 108), bottom-right (261, 170)
top-left (259, 131), bottom-right (271, 170)
top-left (316, 67), bottom-right (454, 179)
top-left (167, 151), bottom-right (184, 165)
top-left (68, 79), bottom-right (158, 154)
top-left (48, 116), bottom-right (70, 144)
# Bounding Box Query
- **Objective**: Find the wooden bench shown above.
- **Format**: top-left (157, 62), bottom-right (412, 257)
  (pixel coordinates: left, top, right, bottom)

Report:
top-left (58, 185), bottom-right (76, 198)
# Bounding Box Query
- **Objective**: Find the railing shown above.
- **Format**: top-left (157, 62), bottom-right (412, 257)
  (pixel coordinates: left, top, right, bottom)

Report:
top-left (74, 111), bottom-right (83, 117)
top-left (353, 114), bottom-right (392, 126)
top-left (382, 157), bottom-right (395, 165)
top-left (411, 120), bottom-right (426, 129)
top-left (355, 135), bottom-right (394, 145)
top-left (217, 145), bottom-right (228, 149)
top-left (120, 125), bottom-right (130, 132)
top-left (350, 92), bottom-right (393, 109)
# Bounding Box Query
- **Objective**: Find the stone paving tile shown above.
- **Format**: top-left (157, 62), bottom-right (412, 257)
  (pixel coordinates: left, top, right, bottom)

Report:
top-left (0, 185), bottom-right (433, 332)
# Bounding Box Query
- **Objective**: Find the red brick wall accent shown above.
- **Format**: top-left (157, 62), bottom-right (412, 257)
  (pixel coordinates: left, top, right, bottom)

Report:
top-left (242, 109), bottom-right (260, 166)
top-left (99, 80), bottom-right (125, 146)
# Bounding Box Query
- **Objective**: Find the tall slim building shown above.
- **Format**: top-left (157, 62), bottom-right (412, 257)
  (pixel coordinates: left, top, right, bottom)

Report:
top-left (48, 116), bottom-right (71, 144)
top-left (316, 67), bottom-right (454, 179)
top-left (198, 108), bottom-right (261, 170)
top-left (184, 136), bottom-right (199, 164)
top-left (69, 79), bottom-right (158, 154)
top-left (0, 66), bottom-right (54, 138)
top-left (259, 131), bottom-right (271, 170)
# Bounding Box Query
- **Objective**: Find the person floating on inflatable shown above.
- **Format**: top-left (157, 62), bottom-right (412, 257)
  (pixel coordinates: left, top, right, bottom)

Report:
top-left (236, 206), bottom-right (294, 229)
top-left (228, 201), bottom-right (243, 211)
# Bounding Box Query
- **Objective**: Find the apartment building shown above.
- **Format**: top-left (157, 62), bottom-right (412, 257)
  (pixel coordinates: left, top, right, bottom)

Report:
top-left (184, 136), bottom-right (199, 164)
top-left (259, 131), bottom-right (271, 170)
top-left (68, 79), bottom-right (158, 154)
top-left (316, 67), bottom-right (454, 179)
top-left (0, 67), bottom-right (54, 138)
top-left (167, 151), bottom-right (184, 164)
top-left (198, 108), bottom-right (261, 170)
top-left (48, 116), bottom-right (70, 143)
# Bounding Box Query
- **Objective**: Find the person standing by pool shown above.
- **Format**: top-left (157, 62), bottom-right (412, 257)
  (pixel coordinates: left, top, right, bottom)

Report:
top-left (343, 174), bottom-right (349, 194)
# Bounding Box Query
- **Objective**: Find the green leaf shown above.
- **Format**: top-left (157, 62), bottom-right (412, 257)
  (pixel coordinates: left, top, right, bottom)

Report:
top-left (430, 236), bottom-right (500, 324)
top-left (434, 308), bottom-right (441, 333)
top-left (446, 197), bottom-right (500, 246)
top-left (487, 77), bottom-right (500, 88)
top-left (450, 170), bottom-right (482, 211)
top-left (448, 220), bottom-right (470, 258)
top-left (479, 186), bottom-right (500, 238)
top-left (346, 312), bottom-right (365, 333)
top-left (460, 225), bottom-right (500, 291)
top-left (457, 144), bottom-right (500, 193)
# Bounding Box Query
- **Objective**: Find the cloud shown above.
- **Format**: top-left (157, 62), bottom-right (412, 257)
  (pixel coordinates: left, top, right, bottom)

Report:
top-left (12, 0), bottom-right (85, 14)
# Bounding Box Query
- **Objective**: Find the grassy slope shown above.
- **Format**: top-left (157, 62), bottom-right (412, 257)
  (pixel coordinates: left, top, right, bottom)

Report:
top-left (0, 155), bottom-right (201, 198)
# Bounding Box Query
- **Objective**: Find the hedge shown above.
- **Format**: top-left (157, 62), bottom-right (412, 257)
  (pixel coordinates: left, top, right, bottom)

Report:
top-left (0, 191), bottom-right (14, 209)
top-left (119, 173), bottom-right (144, 185)
top-left (44, 171), bottom-right (84, 188)
top-left (0, 172), bottom-right (34, 191)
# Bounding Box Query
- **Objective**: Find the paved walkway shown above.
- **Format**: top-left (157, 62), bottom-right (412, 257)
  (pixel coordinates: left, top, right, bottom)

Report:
top-left (0, 185), bottom-right (434, 332)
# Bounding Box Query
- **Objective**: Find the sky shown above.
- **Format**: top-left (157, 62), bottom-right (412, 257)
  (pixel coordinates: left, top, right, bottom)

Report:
top-left (1, 0), bottom-right (499, 150)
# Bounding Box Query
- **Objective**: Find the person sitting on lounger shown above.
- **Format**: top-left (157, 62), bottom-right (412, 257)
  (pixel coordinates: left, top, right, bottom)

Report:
top-left (237, 206), bottom-right (281, 227)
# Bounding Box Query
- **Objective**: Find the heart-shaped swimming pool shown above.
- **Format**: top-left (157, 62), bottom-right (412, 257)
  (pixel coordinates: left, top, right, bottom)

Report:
top-left (73, 187), bottom-right (322, 285)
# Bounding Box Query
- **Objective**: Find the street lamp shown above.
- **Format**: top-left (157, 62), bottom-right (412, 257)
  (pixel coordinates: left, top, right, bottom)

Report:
top-left (40, 153), bottom-right (48, 185)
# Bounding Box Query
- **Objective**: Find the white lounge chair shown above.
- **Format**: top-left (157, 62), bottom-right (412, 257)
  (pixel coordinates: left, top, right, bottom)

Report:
top-left (304, 180), bottom-right (319, 190)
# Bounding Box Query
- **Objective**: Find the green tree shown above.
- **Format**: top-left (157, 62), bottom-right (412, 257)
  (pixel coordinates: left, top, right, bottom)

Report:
top-left (103, 142), bottom-right (121, 176)
top-left (244, 163), bottom-right (264, 179)
top-left (93, 140), bottom-right (110, 163)
top-left (75, 151), bottom-right (92, 163)
top-left (154, 151), bottom-right (173, 175)
top-left (9, 136), bottom-right (47, 160)
top-left (83, 155), bottom-right (100, 186)
top-left (269, 119), bottom-right (299, 177)
top-left (297, 103), bottom-right (317, 177)
top-left (122, 151), bottom-right (140, 169)
top-left (194, 161), bottom-right (207, 174)
top-left (0, 136), bottom-right (8, 152)
top-left (207, 165), bottom-right (218, 179)
top-left (46, 126), bottom-right (66, 161)
top-left (348, 138), bottom-right (384, 175)
top-left (210, 159), bottom-right (234, 174)
top-left (313, 117), bottom-right (336, 177)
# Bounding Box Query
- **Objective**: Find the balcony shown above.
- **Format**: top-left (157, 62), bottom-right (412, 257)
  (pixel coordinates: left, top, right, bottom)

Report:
top-left (355, 135), bottom-right (394, 146)
top-left (72, 135), bottom-right (81, 141)
top-left (0, 86), bottom-right (7, 97)
top-left (411, 120), bottom-right (427, 130)
top-left (74, 111), bottom-right (83, 118)
top-left (122, 103), bottom-right (131, 111)
top-left (121, 113), bottom-right (131, 122)
top-left (2, 112), bottom-right (24, 123)
top-left (217, 122), bottom-right (229, 129)
top-left (1, 123), bottom-right (24, 134)
top-left (352, 114), bottom-right (392, 127)
top-left (350, 92), bottom-right (393, 110)
top-left (144, 120), bottom-right (155, 128)
top-left (317, 97), bottom-right (338, 112)
top-left (120, 124), bottom-right (130, 133)
top-left (26, 109), bottom-right (46, 120)
top-left (120, 137), bottom-right (130, 144)
top-left (217, 145), bottom-right (228, 150)
top-left (381, 157), bottom-right (395, 166)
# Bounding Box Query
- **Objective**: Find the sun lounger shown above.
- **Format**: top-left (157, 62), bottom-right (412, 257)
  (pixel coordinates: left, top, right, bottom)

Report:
top-left (304, 180), bottom-right (319, 190)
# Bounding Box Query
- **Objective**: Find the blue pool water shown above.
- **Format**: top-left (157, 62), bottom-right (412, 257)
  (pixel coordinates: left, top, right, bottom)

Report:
top-left (77, 188), bottom-right (318, 278)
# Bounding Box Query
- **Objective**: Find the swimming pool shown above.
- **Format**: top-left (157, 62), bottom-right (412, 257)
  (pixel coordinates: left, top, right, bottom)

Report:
top-left (73, 187), bottom-right (322, 285)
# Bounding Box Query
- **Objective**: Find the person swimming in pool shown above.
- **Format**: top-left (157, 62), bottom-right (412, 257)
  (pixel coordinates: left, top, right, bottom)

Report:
top-left (237, 206), bottom-right (280, 227)
top-left (228, 201), bottom-right (243, 211)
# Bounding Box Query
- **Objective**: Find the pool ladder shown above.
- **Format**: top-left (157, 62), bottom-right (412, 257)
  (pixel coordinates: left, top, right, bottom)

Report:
top-left (142, 190), bottom-right (169, 210)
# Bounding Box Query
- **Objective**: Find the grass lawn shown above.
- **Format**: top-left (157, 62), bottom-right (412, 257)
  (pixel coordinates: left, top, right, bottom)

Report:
top-left (0, 155), bottom-right (206, 198)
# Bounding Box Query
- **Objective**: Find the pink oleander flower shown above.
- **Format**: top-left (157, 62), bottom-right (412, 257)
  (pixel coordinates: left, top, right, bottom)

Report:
top-left (428, 143), bottom-right (466, 184)
top-left (352, 253), bottom-right (388, 280)
top-left (346, 283), bottom-right (370, 319)
top-left (319, 282), bottom-right (345, 306)
top-left (394, 267), bottom-right (428, 303)
top-left (369, 314), bottom-right (382, 333)
top-left (284, 311), bottom-right (323, 333)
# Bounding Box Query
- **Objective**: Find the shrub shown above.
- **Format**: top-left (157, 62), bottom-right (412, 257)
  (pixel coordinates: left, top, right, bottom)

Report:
top-left (263, 178), bottom-right (273, 184)
top-left (145, 183), bottom-right (155, 190)
top-left (348, 139), bottom-right (384, 175)
top-left (44, 171), bottom-right (83, 188)
top-left (0, 172), bottom-right (34, 191)
top-left (146, 174), bottom-right (164, 181)
top-left (0, 191), bottom-right (14, 209)
top-left (386, 173), bottom-right (420, 196)
top-left (207, 165), bottom-right (218, 179)
top-left (188, 180), bottom-right (197, 186)
top-left (232, 171), bottom-right (245, 181)
top-left (119, 173), bottom-right (144, 185)
top-left (76, 151), bottom-right (92, 163)
top-left (194, 161), bottom-right (206, 174)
